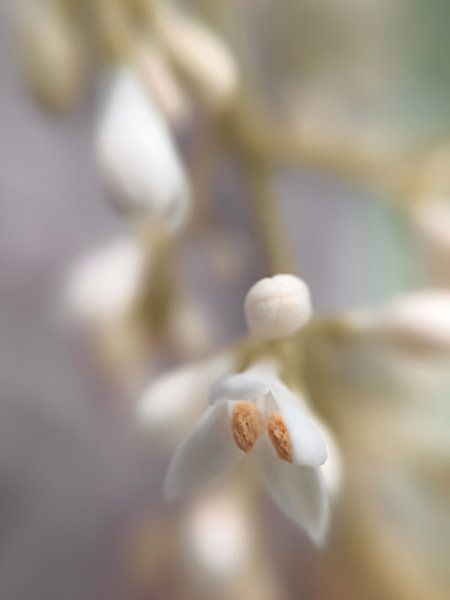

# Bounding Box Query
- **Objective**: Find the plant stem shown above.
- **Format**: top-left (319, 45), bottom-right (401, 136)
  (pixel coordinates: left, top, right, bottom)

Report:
top-left (245, 160), bottom-right (296, 275)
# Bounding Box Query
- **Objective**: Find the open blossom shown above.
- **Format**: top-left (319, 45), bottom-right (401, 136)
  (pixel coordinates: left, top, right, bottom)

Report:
top-left (137, 275), bottom-right (341, 544)
top-left (138, 353), bottom-right (235, 444)
top-left (164, 362), bottom-right (330, 545)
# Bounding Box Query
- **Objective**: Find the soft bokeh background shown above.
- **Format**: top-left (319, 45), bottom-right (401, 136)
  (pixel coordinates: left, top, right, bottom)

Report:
top-left (1, 1), bottom-right (449, 599)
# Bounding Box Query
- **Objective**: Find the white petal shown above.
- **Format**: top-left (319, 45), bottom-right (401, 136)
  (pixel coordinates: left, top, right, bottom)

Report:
top-left (164, 403), bottom-right (240, 500)
top-left (256, 439), bottom-right (329, 546)
top-left (137, 354), bottom-right (233, 443)
top-left (97, 68), bottom-right (190, 231)
top-left (318, 421), bottom-right (343, 497)
top-left (208, 362), bottom-right (277, 405)
top-left (269, 379), bottom-right (327, 467)
top-left (208, 372), bottom-right (269, 406)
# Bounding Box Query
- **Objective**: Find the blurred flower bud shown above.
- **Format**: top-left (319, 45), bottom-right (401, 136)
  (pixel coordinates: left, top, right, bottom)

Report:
top-left (411, 196), bottom-right (450, 285)
top-left (182, 488), bottom-right (252, 589)
top-left (17, 0), bottom-right (87, 112)
top-left (375, 289), bottom-right (450, 353)
top-left (132, 40), bottom-right (192, 127)
top-left (154, 2), bottom-right (238, 112)
top-left (325, 289), bottom-right (450, 364)
top-left (244, 274), bottom-right (312, 339)
top-left (97, 69), bottom-right (190, 231)
top-left (167, 302), bottom-right (211, 358)
top-left (66, 236), bottom-right (144, 326)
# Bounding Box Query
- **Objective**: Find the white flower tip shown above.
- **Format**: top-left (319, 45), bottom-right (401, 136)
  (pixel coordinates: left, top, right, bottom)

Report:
top-left (320, 424), bottom-right (343, 498)
top-left (244, 274), bottom-right (312, 339)
top-left (310, 513), bottom-right (330, 548)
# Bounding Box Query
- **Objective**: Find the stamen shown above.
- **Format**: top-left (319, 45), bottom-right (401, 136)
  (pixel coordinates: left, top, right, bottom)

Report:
top-left (231, 402), bottom-right (263, 453)
top-left (267, 412), bottom-right (293, 462)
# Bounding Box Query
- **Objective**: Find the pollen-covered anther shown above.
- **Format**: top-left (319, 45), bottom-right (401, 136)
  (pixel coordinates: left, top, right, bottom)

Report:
top-left (267, 412), bottom-right (293, 463)
top-left (231, 402), bottom-right (263, 453)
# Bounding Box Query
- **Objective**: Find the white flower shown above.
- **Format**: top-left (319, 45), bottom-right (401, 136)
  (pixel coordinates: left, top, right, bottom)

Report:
top-left (244, 274), bottom-right (312, 339)
top-left (97, 69), bottom-right (190, 231)
top-left (164, 362), bottom-right (330, 545)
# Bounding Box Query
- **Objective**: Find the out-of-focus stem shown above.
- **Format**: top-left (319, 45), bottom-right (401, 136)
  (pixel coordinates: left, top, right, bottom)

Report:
top-left (187, 119), bottom-right (220, 231)
top-left (135, 219), bottom-right (178, 340)
top-left (231, 99), bottom-right (418, 199)
top-left (245, 160), bottom-right (295, 275)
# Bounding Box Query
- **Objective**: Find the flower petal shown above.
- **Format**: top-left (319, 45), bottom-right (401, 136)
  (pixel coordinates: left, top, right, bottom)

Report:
top-left (164, 403), bottom-right (240, 501)
top-left (256, 439), bottom-right (330, 546)
top-left (208, 363), bottom-right (275, 405)
top-left (269, 379), bottom-right (327, 467)
top-left (137, 354), bottom-right (233, 445)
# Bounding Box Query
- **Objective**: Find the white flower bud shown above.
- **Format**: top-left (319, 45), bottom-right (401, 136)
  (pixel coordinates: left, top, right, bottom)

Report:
top-left (65, 237), bottom-right (144, 326)
top-left (97, 69), bottom-right (190, 231)
top-left (244, 274), bottom-right (312, 339)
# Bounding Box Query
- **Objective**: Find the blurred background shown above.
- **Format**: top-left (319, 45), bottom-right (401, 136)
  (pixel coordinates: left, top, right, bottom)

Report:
top-left (1, 0), bottom-right (449, 598)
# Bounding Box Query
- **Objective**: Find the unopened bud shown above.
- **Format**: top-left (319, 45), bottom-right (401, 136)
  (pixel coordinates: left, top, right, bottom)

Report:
top-left (17, 0), bottom-right (87, 112)
top-left (97, 69), bottom-right (190, 231)
top-left (244, 274), bottom-right (312, 339)
top-left (154, 2), bottom-right (238, 112)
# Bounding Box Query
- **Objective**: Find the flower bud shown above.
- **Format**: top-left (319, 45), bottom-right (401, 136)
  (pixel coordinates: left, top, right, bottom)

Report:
top-left (132, 40), bottom-right (191, 126)
top-left (244, 274), bottom-right (312, 339)
top-left (154, 2), bottom-right (238, 112)
top-left (66, 237), bottom-right (144, 326)
top-left (411, 196), bottom-right (450, 285)
top-left (377, 289), bottom-right (450, 352)
top-left (17, 0), bottom-right (87, 112)
top-left (97, 69), bottom-right (190, 231)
